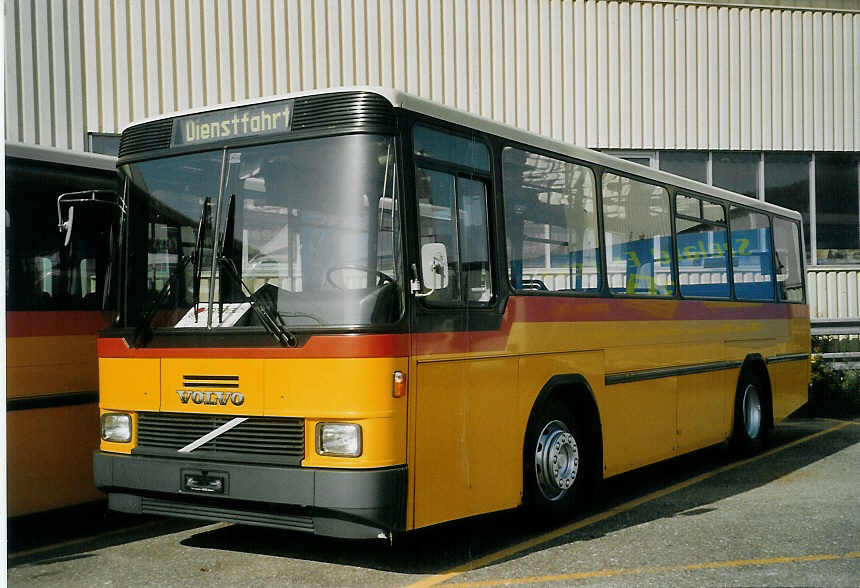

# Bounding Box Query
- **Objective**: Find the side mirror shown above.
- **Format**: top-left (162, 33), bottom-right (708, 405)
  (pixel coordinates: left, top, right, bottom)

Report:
top-left (421, 242), bottom-right (449, 289)
top-left (57, 190), bottom-right (121, 247)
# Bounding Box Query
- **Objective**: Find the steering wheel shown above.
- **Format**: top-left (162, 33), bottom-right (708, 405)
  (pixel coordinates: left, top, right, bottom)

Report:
top-left (325, 265), bottom-right (395, 289)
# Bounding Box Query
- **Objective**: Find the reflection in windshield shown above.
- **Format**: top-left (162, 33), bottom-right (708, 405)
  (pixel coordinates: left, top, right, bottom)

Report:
top-left (122, 134), bottom-right (401, 332)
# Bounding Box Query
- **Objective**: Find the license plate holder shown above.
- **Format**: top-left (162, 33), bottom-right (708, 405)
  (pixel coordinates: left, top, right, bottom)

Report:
top-left (182, 470), bottom-right (228, 495)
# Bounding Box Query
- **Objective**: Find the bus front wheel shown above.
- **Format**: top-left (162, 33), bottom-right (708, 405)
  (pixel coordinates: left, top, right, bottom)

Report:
top-left (524, 398), bottom-right (586, 516)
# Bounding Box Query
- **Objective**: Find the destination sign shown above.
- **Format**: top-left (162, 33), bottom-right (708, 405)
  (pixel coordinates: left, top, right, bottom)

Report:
top-left (173, 99), bottom-right (293, 147)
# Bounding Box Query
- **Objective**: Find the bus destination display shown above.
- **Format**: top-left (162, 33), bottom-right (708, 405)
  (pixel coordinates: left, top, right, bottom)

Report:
top-left (173, 99), bottom-right (293, 147)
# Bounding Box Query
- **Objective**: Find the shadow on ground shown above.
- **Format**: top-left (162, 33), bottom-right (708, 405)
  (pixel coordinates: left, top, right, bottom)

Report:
top-left (176, 417), bottom-right (860, 575)
top-left (7, 503), bottom-right (204, 568)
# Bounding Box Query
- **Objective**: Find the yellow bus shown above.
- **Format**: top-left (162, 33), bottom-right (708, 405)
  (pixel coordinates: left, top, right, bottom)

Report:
top-left (91, 88), bottom-right (809, 539)
top-left (6, 142), bottom-right (118, 516)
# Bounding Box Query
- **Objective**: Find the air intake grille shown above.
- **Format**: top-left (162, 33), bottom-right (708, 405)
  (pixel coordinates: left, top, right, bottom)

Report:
top-left (119, 91), bottom-right (394, 159)
top-left (140, 497), bottom-right (315, 533)
top-left (135, 412), bottom-right (304, 466)
top-left (290, 91), bottom-right (395, 132)
top-left (118, 119), bottom-right (174, 158)
top-left (182, 374), bottom-right (239, 389)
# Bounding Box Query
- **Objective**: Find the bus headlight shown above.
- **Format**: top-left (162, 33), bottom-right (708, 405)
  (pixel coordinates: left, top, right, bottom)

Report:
top-left (101, 413), bottom-right (132, 443)
top-left (316, 423), bottom-right (362, 457)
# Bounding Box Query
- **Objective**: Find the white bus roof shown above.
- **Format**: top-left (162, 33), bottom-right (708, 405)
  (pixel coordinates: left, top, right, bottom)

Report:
top-left (122, 86), bottom-right (801, 222)
top-left (5, 142), bottom-right (117, 172)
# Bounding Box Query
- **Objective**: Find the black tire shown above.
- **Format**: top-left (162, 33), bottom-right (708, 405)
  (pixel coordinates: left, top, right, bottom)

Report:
top-left (523, 397), bottom-right (588, 518)
top-left (731, 371), bottom-right (768, 455)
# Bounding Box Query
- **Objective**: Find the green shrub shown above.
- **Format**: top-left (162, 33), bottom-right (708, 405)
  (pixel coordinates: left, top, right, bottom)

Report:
top-left (807, 337), bottom-right (860, 417)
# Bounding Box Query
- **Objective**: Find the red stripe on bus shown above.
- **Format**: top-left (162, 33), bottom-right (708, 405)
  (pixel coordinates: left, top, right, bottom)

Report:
top-left (6, 311), bottom-right (110, 338)
top-left (506, 296), bottom-right (809, 323)
top-left (97, 333), bottom-right (411, 359)
top-left (97, 298), bottom-right (807, 359)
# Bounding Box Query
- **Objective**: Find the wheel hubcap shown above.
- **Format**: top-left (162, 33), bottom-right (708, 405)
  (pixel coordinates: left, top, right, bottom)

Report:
top-left (743, 384), bottom-right (762, 439)
top-left (534, 420), bottom-right (579, 501)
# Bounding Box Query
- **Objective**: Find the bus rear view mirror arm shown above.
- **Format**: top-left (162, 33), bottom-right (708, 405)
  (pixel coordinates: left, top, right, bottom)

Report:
top-left (57, 189), bottom-right (123, 247)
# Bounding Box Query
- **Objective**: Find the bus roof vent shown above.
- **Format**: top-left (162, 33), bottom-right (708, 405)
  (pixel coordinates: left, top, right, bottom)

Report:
top-left (119, 119), bottom-right (174, 158)
top-left (291, 91), bottom-right (395, 133)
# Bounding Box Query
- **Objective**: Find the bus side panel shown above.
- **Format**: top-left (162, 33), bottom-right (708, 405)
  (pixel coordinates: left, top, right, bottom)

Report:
top-left (7, 327), bottom-right (104, 516)
top-left (770, 360), bottom-right (810, 424)
top-left (412, 357), bottom-right (518, 529)
top-left (599, 379), bottom-right (677, 477)
top-left (676, 369), bottom-right (736, 454)
top-left (7, 334), bottom-right (99, 398)
top-left (6, 404), bottom-right (103, 516)
top-left (771, 315), bottom-right (811, 424)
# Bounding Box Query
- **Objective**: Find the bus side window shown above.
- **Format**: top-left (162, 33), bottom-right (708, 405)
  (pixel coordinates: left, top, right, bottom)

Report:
top-left (675, 193), bottom-right (731, 299)
top-left (414, 125), bottom-right (494, 307)
top-left (602, 173), bottom-right (674, 296)
top-left (5, 209), bottom-right (12, 307)
top-left (502, 147), bottom-right (600, 293)
top-left (773, 217), bottom-right (804, 303)
top-left (729, 206), bottom-right (775, 301)
top-left (416, 168), bottom-right (462, 304)
top-left (457, 177), bottom-right (493, 303)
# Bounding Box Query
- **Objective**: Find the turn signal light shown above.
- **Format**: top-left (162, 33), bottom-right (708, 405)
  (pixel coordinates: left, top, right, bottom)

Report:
top-left (393, 370), bottom-right (406, 398)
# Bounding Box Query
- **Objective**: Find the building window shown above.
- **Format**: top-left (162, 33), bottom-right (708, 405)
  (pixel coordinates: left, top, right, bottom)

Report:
top-left (815, 153), bottom-right (860, 265)
top-left (87, 132), bottom-right (121, 156)
top-left (660, 151), bottom-right (708, 184)
top-left (764, 153), bottom-right (811, 260)
top-left (712, 152), bottom-right (759, 199)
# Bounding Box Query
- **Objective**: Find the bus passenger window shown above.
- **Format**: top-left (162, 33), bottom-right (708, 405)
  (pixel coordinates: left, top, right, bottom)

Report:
top-left (729, 207), bottom-right (775, 301)
top-left (773, 217), bottom-right (804, 303)
top-left (675, 194), bottom-right (730, 299)
top-left (602, 173), bottom-right (674, 296)
top-left (502, 147), bottom-right (600, 293)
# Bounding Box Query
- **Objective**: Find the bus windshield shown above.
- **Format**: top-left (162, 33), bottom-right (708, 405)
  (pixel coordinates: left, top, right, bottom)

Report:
top-left (122, 133), bottom-right (402, 333)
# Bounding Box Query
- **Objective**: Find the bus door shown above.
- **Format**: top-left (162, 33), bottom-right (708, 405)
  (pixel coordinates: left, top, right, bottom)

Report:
top-left (409, 127), bottom-right (520, 528)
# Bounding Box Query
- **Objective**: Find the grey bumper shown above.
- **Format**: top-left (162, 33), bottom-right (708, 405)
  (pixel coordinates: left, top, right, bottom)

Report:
top-left (94, 451), bottom-right (406, 539)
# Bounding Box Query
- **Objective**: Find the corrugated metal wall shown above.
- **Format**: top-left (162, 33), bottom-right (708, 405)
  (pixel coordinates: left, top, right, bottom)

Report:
top-left (5, 0), bottom-right (859, 152)
top-left (808, 266), bottom-right (860, 318)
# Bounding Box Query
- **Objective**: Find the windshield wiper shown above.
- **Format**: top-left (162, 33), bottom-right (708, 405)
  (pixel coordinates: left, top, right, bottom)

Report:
top-left (216, 194), bottom-right (297, 347)
top-left (132, 198), bottom-right (210, 347)
top-left (192, 197), bottom-right (212, 320)
top-left (218, 257), bottom-right (297, 347)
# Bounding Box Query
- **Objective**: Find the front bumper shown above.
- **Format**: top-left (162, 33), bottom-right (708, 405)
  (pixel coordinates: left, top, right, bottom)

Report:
top-left (94, 451), bottom-right (407, 539)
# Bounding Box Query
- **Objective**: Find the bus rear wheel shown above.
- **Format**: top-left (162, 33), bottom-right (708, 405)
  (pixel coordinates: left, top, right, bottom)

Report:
top-left (524, 399), bottom-right (586, 516)
top-left (731, 372), bottom-right (767, 454)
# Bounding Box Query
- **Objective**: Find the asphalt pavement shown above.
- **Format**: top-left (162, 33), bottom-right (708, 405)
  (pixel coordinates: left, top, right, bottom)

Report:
top-left (8, 417), bottom-right (860, 587)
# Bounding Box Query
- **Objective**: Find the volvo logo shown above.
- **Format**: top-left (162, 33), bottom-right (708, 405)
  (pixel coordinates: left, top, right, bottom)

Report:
top-left (177, 390), bottom-right (245, 407)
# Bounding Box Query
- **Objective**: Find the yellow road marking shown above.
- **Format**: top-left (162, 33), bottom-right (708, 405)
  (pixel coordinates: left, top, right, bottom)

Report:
top-left (445, 552), bottom-right (860, 587)
top-left (404, 420), bottom-right (854, 588)
top-left (822, 418), bottom-right (860, 427)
